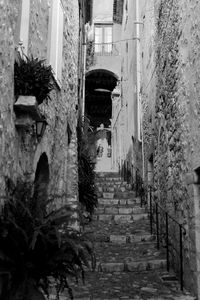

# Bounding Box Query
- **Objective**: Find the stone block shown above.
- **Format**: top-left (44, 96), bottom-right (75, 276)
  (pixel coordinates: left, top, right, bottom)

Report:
top-left (98, 214), bottom-right (113, 221)
top-left (98, 199), bottom-right (119, 206)
top-left (125, 260), bottom-right (147, 272)
top-left (125, 259), bottom-right (166, 271)
top-left (119, 207), bottom-right (133, 214)
top-left (97, 186), bottom-right (103, 192)
top-left (103, 192), bottom-right (114, 199)
top-left (95, 207), bottom-right (105, 214)
top-left (99, 262), bottom-right (124, 272)
top-left (146, 259), bottom-right (166, 270)
top-left (127, 199), bottom-right (135, 205)
top-left (110, 235), bottom-right (127, 244)
top-left (114, 215), bottom-right (132, 223)
top-left (132, 213), bottom-right (148, 221)
top-left (135, 197), bottom-right (141, 204)
top-left (115, 192), bottom-right (131, 199)
top-left (106, 187), bottom-right (115, 192)
top-left (105, 207), bottom-right (119, 214)
top-left (132, 207), bottom-right (146, 214)
top-left (129, 234), bottom-right (155, 243)
top-left (119, 199), bottom-right (127, 205)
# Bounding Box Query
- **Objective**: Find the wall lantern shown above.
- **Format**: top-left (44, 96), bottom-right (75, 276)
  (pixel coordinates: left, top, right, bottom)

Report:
top-left (111, 83), bottom-right (121, 101)
top-left (36, 117), bottom-right (48, 140)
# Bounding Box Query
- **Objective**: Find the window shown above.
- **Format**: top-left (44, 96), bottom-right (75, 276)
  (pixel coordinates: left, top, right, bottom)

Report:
top-left (15, 0), bottom-right (30, 55)
top-left (94, 25), bottom-right (113, 54)
top-left (48, 0), bottom-right (64, 87)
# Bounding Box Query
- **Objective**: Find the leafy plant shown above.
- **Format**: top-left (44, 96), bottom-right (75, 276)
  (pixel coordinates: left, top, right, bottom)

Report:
top-left (14, 54), bottom-right (55, 104)
top-left (0, 178), bottom-right (94, 300)
top-left (86, 41), bottom-right (95, 71)
top-left (77, 117), bottom-right (98, 218)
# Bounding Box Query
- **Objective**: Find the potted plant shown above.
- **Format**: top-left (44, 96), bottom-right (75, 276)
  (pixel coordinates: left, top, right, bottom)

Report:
top-left (14, 54), bottom-right (54, 105)
top-left (0, 178), bottom-right (94, 300)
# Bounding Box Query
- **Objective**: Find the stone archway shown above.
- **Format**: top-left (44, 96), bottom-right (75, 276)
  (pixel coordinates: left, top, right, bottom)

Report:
top-left (33, 153), bottom-right (49, 218)
top-left (85, 69), bottom-right (118, 129)
top-left (85, 69), bottom-right (118, 172)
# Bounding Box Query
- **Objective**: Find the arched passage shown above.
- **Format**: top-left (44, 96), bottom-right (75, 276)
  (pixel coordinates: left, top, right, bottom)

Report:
top-left (85, 69), bottom-right (118, 128)
top-left (33, 153), bottom-right (49, 218)
top-left (85, 69), bottom-right (118, 171)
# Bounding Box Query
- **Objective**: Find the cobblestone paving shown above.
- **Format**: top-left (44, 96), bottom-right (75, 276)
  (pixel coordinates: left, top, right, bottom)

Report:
top-left (50, 173), bottom-right (196, 300)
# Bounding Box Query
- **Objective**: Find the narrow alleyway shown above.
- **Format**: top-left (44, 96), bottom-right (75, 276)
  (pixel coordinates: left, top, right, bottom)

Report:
top-left (50, 173), bottom-right (195, 300)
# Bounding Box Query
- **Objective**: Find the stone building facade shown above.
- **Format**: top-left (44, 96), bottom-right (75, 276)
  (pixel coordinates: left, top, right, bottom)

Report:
top-left (0, 0), bottom-right (86, 224)
top-left (118, 0), bottom-right (143, 186)
top-left (140, 0), bottom-right (200, 298)
top-left (85, 0), bottom-right (143, 178)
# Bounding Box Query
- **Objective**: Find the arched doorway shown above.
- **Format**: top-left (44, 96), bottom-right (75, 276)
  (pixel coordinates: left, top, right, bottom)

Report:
top-left (33, 153), bottom-right (49, 218)
top-left (85, 69), bottom-right (118, 128)
top-left (85, 69), bottom-right (118, 171)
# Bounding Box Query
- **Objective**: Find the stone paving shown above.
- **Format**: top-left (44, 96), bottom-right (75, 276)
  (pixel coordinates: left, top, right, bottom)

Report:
top-left (50, 172), bottom-right (196, 300)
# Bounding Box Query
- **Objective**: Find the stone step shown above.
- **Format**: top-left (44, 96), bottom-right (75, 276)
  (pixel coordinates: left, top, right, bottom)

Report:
top-left (95, 206), bottom-right (146, 215)
top-left (98, 197), bottom-right (141, 206)
top-left (97, 186), bottom-right (131, 193)
top-left (96, 181), bottom-right (126, 186)
top-left (53, 270), bottom-right (196, 300)
top-left (96, 213), bottom-right (148, 223)
top-left (109, 233), bottom-right (155, 244)
top-left (95, 180), bottom-right (130, 186)
top-left (114, 191), bottom-right (135, 199)
top-left (102, 192), bottom-right (136, 200)
top-left (95, 181), bottom-right (129, 187)
top-left (95, 172), bottom-right (120, 178)
top-left (97, 258), bottom-right (167, 273)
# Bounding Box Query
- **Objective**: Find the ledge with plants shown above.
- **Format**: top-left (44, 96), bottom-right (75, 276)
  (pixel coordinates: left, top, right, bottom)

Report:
top-left (14, 54), bottom-right (55, 127)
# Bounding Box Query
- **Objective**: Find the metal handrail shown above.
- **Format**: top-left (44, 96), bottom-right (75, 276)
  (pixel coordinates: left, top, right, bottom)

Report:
top-left (149, 185), bottom-right (186, 290)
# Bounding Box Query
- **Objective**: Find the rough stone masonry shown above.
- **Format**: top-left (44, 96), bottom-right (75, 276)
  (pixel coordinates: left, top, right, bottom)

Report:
top-left (0, 0), bottom-right (80, 222)
top-left (141, 0), bottom-right (200, 298)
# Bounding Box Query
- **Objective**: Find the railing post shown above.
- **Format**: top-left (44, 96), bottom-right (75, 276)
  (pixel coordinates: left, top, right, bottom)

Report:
top-left (179, 225), bottom-right (184, 290)
top-left (150, 186), bottom-right (153, 234)
top-left (156, 203), bottom-right (159, 249)
top-left (166, 212), bottom-right (169, 271)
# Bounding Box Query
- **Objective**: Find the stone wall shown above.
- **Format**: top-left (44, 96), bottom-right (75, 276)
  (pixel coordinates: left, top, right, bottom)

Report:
top-left (0, 0), bottom-right (80, 222)
top-left (0, 0), bottom-right (21, 200)
top-left (141, 0), bottom-right (200, 297)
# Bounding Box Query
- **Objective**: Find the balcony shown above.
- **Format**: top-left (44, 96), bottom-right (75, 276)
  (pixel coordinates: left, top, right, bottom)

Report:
top-left (94, 43), bottom-right (120, 56)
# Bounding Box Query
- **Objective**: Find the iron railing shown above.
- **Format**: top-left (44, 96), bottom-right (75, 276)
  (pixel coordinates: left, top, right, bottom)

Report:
top-left (94, 43), bottom-right (120, 56)
top-left (149, 185), bottom-right (186, 290)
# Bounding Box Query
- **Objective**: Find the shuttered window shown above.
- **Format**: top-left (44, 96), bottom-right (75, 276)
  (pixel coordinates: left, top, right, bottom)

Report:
top-left (16, 0), bottom-right (30, 55)
top-left (48, 0), bottom-right (64, 87)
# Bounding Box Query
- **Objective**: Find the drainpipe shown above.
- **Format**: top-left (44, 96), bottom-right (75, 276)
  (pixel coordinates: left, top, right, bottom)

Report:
top-left (82, 30), bottom-right (87, 121)
top-left (135, 0), bottom-right (145, 181)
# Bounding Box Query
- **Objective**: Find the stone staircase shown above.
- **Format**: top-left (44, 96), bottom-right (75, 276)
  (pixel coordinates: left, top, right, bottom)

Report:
top-left (93, 172), bottom-right (167, 275)
top-left (50, 172), bottom-right (196, 300)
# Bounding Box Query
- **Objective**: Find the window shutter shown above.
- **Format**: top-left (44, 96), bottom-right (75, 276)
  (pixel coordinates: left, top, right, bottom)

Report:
top-left (48, 0), bottom-right (64, 87)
